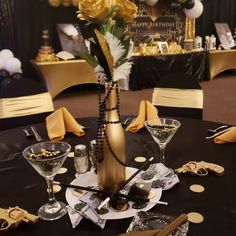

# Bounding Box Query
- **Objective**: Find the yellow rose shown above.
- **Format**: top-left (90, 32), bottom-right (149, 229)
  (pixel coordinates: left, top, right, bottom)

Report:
top-left (77, 0), bottom-right (111, 22)
top-left (112, 0), bottom-right (138, 23)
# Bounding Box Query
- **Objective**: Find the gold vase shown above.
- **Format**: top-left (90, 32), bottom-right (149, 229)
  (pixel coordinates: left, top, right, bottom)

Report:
top-left (97, 82), bottom-right (126, 192)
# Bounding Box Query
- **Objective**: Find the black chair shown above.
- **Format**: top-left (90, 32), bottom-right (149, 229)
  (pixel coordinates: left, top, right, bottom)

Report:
top-left (0, 79), bottom-right (54, 130)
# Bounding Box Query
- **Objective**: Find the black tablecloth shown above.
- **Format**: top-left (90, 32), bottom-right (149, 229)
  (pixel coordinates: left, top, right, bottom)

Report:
top-left (1, 117), bottom-right (236, 235)
top-left (129, 51), bottom-right (209, 90)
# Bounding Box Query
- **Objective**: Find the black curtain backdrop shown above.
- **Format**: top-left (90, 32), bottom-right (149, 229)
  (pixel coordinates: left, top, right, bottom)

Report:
top-left (0, 0), bottom-right (236, 79)
top-left (0, 0), bottom-right (15, 51)
top-left (195, 0), bottom-right (236, 43)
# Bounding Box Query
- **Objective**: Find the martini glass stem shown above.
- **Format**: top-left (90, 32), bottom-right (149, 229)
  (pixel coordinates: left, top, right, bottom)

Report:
top-left (45, 176), bottom-right (59, 210)
top-left (159, 143), bottom-right (167, 164)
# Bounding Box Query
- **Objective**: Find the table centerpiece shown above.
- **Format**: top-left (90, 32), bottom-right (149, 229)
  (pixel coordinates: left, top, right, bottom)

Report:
top-left (76, 0), bottom-right (138, 192)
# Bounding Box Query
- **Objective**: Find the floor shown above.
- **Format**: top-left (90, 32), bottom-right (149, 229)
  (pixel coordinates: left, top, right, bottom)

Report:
top-left (53, 71), bottom-right (236, 125)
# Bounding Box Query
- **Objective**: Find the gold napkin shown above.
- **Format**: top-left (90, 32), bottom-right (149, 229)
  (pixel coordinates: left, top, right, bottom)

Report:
top-left (46, 107), bottom-right (85, 141)
top-left (214, 127), bottom-right (236, 144)
top-left (126, 100), bottom-right (146, 133)
top-left (126, 100), bottom-right (161, 133)
top-left (146, 101), bottom-right (162, 125)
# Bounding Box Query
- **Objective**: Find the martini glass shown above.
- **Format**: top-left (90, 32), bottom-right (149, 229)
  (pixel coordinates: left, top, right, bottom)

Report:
top-left (23, 141), bottom-right (71, 221)
top-left (145, 118), bottom-right (181, 165)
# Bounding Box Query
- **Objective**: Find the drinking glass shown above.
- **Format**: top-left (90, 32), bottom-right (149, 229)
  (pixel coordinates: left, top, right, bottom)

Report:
top-left (23, 141), bottom-right (71, 221)
top-left (145, 118), bottom-right (181, 165)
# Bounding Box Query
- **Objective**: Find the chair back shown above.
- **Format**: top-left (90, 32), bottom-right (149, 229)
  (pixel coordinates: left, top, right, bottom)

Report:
top-left (151, 75), bottom-right (203, 119)
top-left (0, 79), bottom-right (54, 130)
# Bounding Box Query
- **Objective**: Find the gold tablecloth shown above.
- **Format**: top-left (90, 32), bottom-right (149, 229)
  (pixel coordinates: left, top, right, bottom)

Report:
top-left (32, 60), bottom-right (97, 98)
top-left (209, 49), bottom-right (236, 79)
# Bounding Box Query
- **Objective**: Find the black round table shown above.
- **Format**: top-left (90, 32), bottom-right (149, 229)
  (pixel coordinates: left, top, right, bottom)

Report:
top-left (1, 117), bottom-right (236, 236)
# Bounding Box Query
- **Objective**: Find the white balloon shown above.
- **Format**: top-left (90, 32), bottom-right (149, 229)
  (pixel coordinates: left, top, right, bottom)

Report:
top-left (0, 49), bottom-right (14, 61)
top-left (3, 57), bottom-right (21, 75)
top-left (145, 0), bottom-right (159, 7)
top-left (184, 0), bottom-right (203, 19)
top-left (0, 57), bottom-right (4, 69)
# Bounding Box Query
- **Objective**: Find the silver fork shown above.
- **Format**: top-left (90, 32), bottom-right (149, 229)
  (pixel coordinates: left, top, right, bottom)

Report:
top-left (22, 128), bottom-right (33, 138)
top-left (206, 127), bottom-right (232, 139)
top-left (30, 126), bottom-right (42, 142)
top-left (208, 125), bottom-right (229, 133)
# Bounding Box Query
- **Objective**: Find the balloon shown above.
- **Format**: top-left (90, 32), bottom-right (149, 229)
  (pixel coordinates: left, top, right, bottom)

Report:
top-left (11, 72), bottom-right (23, 80)
top-left (3, 57), bottom-right (21, 75)
top-left (0, 69), bottom-right (10, 80)
top-left (170, 2), bottom-right (183, 11)
top-left (184, 0), bottom-right (203, 18)
top-left (0, 78), bottom-right (12, 90)
top-left (145, 0), bottom-right (159, 6)
top-left (0, 49), bottom-right (14, 61)
top-left (177, 0), bottom-right (188, 3)
top-left (0, 57), bottom-right (4, 69)
top-left (183, 0), bottom-right (195, 9)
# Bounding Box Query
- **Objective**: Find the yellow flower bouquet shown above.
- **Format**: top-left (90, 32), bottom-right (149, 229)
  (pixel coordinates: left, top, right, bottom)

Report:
top-left (77, 0), bottom-right (138, 82)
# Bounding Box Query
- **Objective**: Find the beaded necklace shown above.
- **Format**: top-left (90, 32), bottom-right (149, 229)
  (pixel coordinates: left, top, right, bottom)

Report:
top-left (95, 81), bottom-right (126, 166)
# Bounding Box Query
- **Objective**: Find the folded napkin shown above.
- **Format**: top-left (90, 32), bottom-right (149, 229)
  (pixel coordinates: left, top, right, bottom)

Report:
top-left (126, 100), bottom-right (146, 133)
top-left (126, 100), bottom-right (161, 133)
top-left (214, 126), bottom-right (236, 144)
top-left (46, 107), bottom-right (85, 141)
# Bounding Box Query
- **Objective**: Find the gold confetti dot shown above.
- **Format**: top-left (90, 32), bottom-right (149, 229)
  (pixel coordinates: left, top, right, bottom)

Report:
top-left (188, 212), bottom-right (204, 224)
top-left (48, 185), bottom-right (61, 193)
top-left (58, 167), bottom-right (68, 174)
top-left (68, 152), bottom-right (74, 157)
top-left (134, 156), bottom-right (147, 163)
top-left (190, 184), bottom-right (205, 193)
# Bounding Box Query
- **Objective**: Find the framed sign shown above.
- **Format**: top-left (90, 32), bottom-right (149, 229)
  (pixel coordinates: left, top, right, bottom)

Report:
top-left (127, 2), bottom-right (187, 46)
top-left (215, 23), bottom-right (235, 49)
top-left (158, 42), bottom-right (169, 54)
top-left (56, 23), bottom-right (88, 55)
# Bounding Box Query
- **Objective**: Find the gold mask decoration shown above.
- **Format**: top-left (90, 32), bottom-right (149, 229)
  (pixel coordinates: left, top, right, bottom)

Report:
top-left (71, 0), bottom-right (79, 7)
top-left (62, 0), bottom-right (72, 7)
top-left (48, 0), bottom-right (62, 7)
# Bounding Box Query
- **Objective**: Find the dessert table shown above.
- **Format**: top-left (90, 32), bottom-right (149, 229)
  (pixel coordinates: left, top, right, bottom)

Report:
top-left (1, 116), bottom-right (236, 235)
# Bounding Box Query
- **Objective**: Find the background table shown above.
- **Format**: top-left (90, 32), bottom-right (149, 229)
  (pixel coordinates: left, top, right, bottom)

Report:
top-left (1, 117), bottom-right (236, 235)
top-left (32, 60), bottom-right (97, 98)
top-left (208, 49), bottom-right (236, 79)
top-left (129, 51), bottom-right (209, 90)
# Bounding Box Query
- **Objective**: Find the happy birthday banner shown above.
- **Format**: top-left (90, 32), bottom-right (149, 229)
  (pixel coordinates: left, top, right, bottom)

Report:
top-left (127, 2), bottom-right (186, 46)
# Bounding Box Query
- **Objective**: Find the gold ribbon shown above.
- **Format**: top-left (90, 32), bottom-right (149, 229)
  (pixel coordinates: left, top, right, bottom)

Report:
top-left (0, 92), bottom-right (54, 119)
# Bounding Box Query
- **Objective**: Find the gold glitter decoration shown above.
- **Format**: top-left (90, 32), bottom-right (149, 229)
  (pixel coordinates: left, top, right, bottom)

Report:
top-left (94, 29), bottom-right (114, 77)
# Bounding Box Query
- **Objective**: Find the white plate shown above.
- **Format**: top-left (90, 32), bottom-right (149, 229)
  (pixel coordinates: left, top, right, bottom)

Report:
top-left (65, 167), bottom-right (162, 220)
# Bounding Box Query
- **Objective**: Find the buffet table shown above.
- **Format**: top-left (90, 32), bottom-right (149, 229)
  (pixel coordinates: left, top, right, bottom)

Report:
top-left (129, 51), bottom-right (209, 90)
top-left (31, 50), bottom-right (236, 97)
top-left (208, 49), bottom-right (236, 79)
top-left (1, 116), bottom-right (236, 235)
